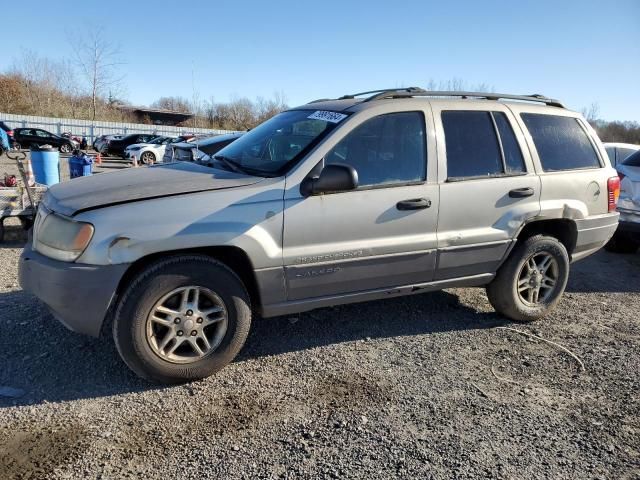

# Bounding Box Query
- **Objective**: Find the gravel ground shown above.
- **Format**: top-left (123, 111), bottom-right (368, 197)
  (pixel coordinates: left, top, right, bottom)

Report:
top-left (1, 154), bottom-right (639, 479)
top-left (0, 227), bottom-right (638, 479)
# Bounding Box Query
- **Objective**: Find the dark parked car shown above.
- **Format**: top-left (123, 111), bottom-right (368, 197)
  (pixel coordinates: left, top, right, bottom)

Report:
top-left (162, 133), bottom-right (243, 163)
top-left (93, 134), bottom-right (122, 153)
top-left (104, 134), bottom-right (159, 157)
top-left (13, 128), bottom-right (78, 153)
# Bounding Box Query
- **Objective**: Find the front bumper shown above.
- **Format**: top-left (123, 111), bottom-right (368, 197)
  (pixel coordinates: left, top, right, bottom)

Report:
top-left (19, 242), bottom-right (129, 337)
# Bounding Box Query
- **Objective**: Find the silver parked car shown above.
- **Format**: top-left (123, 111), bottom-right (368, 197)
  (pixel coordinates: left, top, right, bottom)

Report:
top-left (19, 88), bottom-right (620, 383)
top-left (604, 142), bottom-right (640, 167)
top-left (162, 133), bottom-right (243, 163)
top-left (606, 149), bottom-right (640, 253)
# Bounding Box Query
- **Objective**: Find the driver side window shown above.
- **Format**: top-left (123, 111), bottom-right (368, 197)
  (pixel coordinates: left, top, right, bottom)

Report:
top-left (325, 111), bottom-right (427, 188)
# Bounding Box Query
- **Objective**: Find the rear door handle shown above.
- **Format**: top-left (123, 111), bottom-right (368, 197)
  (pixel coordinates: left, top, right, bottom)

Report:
top-left (509, 187), bottom-right (534, 198)
top-left (396, 198), bottom-right (431, 210)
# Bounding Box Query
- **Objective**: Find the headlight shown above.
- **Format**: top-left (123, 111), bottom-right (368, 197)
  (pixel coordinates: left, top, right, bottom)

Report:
top-left (33, 209), bottom-right (94, 262)
top-left (129, 146), bottom-right (142, 151)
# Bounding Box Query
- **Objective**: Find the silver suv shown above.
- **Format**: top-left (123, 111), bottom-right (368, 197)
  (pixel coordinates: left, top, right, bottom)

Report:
top-left (19, 88), bottom-right (620, 383)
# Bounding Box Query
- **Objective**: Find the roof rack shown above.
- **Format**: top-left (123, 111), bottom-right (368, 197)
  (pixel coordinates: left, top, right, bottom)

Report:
top-left (338, 87), bottom-right (425, 100)
top-left (333, 87), bottom-right (565, 108)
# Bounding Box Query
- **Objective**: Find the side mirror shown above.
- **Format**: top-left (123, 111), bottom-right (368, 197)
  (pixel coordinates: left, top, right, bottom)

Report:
top-left (301, 163), bottom-right (358, 196)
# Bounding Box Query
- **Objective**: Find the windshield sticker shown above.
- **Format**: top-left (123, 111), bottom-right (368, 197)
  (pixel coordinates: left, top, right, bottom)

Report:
top-left (307, 111), bottom-right (348, 123)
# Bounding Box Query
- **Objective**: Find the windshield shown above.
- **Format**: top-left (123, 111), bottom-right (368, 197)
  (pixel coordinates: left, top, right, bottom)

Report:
top-left (149, 137), bottom-right (165, 144)
top-left (214, 109), bottom-right (346, 175)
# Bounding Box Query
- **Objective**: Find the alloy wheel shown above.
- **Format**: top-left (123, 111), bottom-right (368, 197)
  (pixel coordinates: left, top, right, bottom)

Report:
top-left (146, 286), bottom-right (228, 364)
top-left (516, 252), bottom-right (558, 305)
top-left (141, 151), bottom-right (155, 164)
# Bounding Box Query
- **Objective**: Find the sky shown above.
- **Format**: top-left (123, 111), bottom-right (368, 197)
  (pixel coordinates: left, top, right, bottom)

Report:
top-left (2, 0), bottom-right (639, 122)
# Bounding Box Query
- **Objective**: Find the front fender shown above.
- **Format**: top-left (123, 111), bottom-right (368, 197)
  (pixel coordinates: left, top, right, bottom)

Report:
top-left (75, 179), bottom-right (285, 269)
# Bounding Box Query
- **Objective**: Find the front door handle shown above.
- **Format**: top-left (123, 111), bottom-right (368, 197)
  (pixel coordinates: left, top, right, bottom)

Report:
top-left (509, 187), bottom-right (534, 198)
top-left (396, 198), bottom-right (431, 210)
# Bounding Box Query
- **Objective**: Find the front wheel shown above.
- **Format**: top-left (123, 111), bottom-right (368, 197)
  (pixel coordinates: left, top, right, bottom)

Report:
top-left (113, 255), bottom-right (252, 383)
top-left (486, 235), bottom-right (569, 322)
top-left (60, 143), bottom-right (72, 153)
top-left (140, 151), bottom-right (156, 164)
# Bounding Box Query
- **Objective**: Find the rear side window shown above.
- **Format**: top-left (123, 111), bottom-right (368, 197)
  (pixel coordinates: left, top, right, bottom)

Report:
top-left (622, 150), bottom-right (640, 167)
top-left (442, 111), bottom-right (525, 180)
top-left (493, 112), bottom-right (526, 174)
top-left (618, 148), bottom-right (638, 164)
top-left (521, 114), bottom-right (601, 171)
top-left (605, 146), bottom-right (616, 165)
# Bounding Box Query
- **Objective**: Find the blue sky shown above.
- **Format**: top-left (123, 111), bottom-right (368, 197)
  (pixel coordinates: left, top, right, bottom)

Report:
top-left (2, 0), bottom-right (639, 121)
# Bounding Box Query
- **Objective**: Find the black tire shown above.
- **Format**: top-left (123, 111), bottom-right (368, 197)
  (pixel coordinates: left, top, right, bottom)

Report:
top-left (60, 143), bottom-right (72, 154)
top-left (604, 231), bottom-right (639, 254)
top-left (486, 235), bottom-right (569, 322)
top-left (140, 151), bottom-right (156, 164)
top-left (113, 255), bottom-right (251, 383)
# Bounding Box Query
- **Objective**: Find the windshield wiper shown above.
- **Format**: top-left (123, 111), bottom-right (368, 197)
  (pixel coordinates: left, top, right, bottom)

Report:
top-left (212, 155), bottom-right (246, 174)
top-left (212, 155), bottom-right (275, 177)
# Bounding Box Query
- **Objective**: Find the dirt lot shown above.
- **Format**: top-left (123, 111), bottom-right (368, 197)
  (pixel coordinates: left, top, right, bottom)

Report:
top-left (0, 223), bottom-right (638, 479)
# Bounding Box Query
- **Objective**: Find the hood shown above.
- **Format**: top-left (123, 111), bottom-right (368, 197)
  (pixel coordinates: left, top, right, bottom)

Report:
top-left (44, 161), bottom-right (263, 216)
top-left (169, 141), bottom-right (193, 150)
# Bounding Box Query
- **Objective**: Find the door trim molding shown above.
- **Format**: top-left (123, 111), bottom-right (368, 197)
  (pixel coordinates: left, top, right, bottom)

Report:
top-left (261, 272), bottom-right (494, 317)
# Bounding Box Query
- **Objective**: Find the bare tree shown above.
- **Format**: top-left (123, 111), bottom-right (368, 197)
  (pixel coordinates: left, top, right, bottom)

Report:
top-left (70, 28), bottom-right (123, 121)
top-left (424, 78), bottom-right (494, 92)
top-left (151, 96), bottom-right (192, 113)
top-left (582, 102), bottom-right (600, 123)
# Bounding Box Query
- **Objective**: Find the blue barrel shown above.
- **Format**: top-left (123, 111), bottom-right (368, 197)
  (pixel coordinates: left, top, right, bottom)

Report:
top-left (30, 146), bottom-right (60, 186)
top-left (69, 154), bottom-right (93, 179)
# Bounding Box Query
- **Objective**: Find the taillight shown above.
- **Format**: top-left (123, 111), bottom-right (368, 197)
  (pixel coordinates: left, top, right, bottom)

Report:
top-left (7, 130), bottom-right (13, 137)
top-left (607, 176), bottom-right (620, 212)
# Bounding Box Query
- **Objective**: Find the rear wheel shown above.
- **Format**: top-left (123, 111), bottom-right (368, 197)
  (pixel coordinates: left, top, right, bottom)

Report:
top-left (60, 143), bottom-right (72, 153)
top-left (113, 255), bottom-right (252, 383)
top-left (604, 231), bottom-right (639, 254)
top-left (486, 235), bottom-right (569, 322)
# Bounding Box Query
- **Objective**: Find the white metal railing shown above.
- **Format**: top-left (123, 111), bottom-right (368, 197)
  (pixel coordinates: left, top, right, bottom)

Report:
top-left (0, 112), bottom-right (238, 143)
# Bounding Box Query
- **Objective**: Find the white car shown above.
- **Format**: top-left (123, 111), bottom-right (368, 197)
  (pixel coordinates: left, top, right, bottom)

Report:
top-left (604, 142), bottom-right (640, 167)
top-left (125, 136), bottom-right (175, 164)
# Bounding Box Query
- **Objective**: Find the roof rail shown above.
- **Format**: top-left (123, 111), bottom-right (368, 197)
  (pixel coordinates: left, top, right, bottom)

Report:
top-left (356, 88), bottom-right (565, 108)
top-left (338, 87), bottom-right (425, 100)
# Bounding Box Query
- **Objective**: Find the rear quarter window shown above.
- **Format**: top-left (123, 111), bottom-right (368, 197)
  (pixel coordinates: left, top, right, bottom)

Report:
top-left (521, 114), bottom-right (601, 171)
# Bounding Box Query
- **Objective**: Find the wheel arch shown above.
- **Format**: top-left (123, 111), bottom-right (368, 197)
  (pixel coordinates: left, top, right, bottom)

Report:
top-left (103, 246), bottom-right (261, 337)
top-left (515, 219), bottom-right (578, 257)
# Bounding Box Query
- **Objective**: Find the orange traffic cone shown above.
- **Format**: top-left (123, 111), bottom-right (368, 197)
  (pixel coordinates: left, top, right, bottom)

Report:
top-left (95, 153), bottom-right (102, 165)
top-left (25, 159), bottom-right (35, 186)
